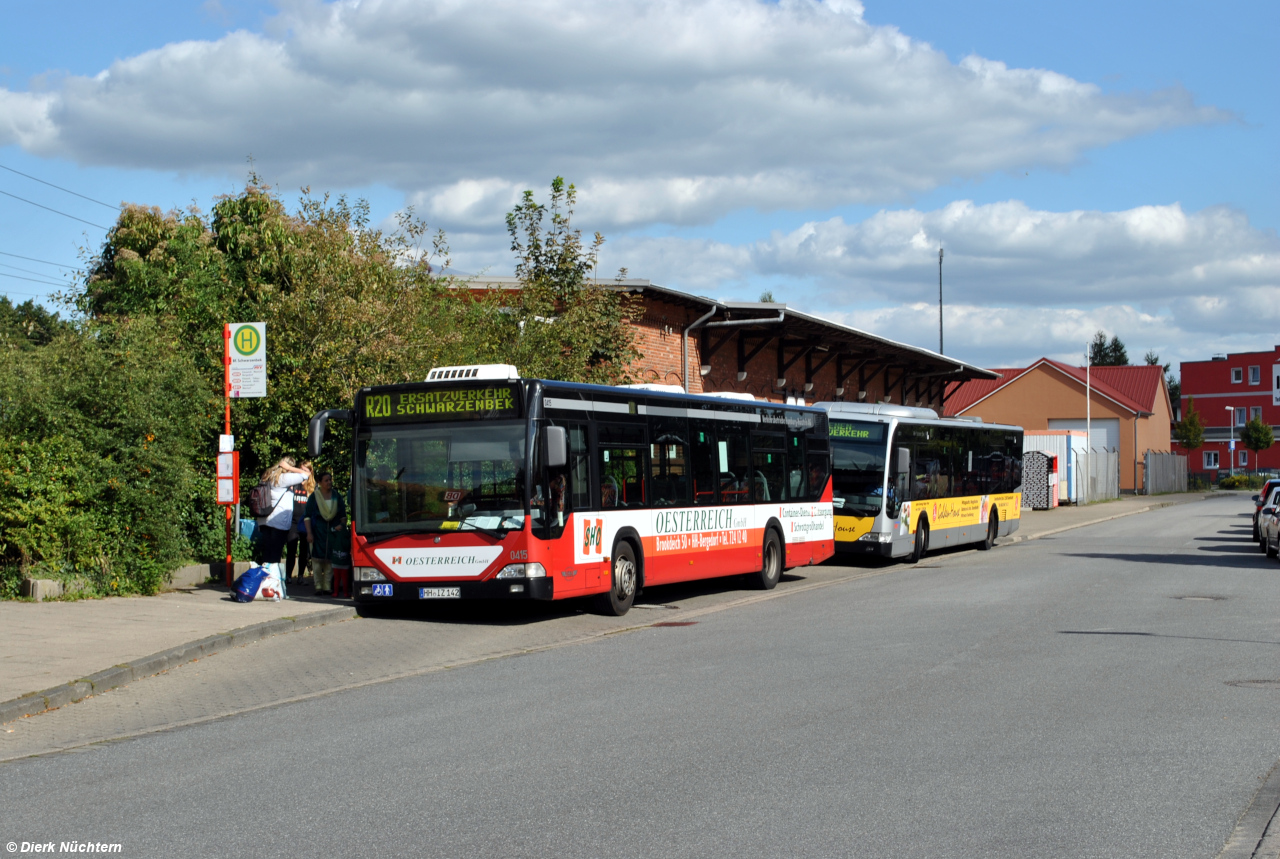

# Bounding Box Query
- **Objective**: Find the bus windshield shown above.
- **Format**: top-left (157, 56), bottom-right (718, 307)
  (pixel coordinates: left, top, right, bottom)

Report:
top-left (830, 420), bottom-right (889, 516)
top-left (355, 422), bottom-right (528, 535)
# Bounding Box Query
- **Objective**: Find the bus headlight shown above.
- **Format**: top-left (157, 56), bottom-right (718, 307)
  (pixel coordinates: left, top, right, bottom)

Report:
top-left (354, 566), bottom-right (386, 582)
top-left (860, 532), bottom-right (894, 543)
top-left (496, 563), bottom-right (546, 579)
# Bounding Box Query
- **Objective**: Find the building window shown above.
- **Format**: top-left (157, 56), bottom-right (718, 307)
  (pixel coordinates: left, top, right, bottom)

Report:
top-left (1251, 406), bottom-right (1263, 421)
top-left (1204, 451), bottom-right (1219, 469)
top-left (1240, 450), bottom-right (1249, 467)
top-left (1232, 368), bottom-right (1243, 383)
top-left (1236, 408), bottom-right (1247, 427)
top-left (1250, 366), bottom-right (1261, 385)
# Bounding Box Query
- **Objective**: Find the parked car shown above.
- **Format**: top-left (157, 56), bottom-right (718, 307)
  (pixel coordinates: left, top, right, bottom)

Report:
top-left (1259, 487), bottom-right (1280, 557)
top-left (1253, 478), bottom-right (1280, 540)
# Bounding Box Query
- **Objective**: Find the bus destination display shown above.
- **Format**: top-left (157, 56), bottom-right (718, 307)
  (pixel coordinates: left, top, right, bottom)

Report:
top-left (362, 385), bottom-right (519, 424)
top-left (830, 421), bottom-right (887, 443)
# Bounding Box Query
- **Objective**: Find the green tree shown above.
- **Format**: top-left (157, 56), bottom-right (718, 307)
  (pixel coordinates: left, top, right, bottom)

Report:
top-left (81, 181), bottom-right (470, 478)
top-left (1089, 330), bottom-right (1129, 366)
top-left (1241, 415), bottom-right (1274, 473)
top-left (82, 176), bottom-right (641, 480)
top-left (0, 316), bottom-right (216, 594)
top-left (1174, 396), bottom-right (1205, 452)
top-left (503, 177), bottom-right (641, 384)
top-left (1144, 350), bottom-right (1180, 402)
top-left (0, 297), bottom-right (68, 350)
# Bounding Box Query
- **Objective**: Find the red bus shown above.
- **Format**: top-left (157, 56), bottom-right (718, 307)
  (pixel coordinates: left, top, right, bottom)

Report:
top-left (308, 365), bottom-right (835, 615)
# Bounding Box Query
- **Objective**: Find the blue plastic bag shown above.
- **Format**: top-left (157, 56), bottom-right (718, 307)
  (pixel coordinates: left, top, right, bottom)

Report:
top-left (234, 566), bottom-right (269, 603)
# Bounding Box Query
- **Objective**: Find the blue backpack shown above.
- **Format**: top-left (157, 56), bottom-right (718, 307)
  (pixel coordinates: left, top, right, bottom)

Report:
top-left (233, 566), bottom-right (269, 603)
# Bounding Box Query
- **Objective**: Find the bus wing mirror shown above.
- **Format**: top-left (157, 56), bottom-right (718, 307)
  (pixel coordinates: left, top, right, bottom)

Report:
top-left (896, 447), bottom-right (910, 475)
top-left (545, 426), bottom-right (568, 469)
top-left (308, 409), bottom-right (352, 458)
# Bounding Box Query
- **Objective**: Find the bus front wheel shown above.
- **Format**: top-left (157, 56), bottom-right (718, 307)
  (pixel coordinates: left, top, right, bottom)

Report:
top-left (910, 518), bottom-right (929, 564)
top-left (979, 511), bottom-right (999, 551)
top-left (752, 530), bottom-right (782, 590)
top-left (594, 541), bottom-right (637, 616)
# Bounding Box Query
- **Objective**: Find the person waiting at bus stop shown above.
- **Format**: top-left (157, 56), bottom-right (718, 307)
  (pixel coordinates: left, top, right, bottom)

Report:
top-left (304, 471), bottom-right (347, 597)
top-left (259, 457), bottom-right (311, 598)
top-left (284, 464), bottom-right (315, 586)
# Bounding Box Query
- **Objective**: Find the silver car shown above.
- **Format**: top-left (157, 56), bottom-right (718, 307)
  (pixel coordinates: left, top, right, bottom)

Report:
top-left (1259, 487), bottom-right (1280, 558)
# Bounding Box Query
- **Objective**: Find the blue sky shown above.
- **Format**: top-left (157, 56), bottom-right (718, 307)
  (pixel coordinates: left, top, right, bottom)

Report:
top-left (1, 0), bottom-right (1276, 371)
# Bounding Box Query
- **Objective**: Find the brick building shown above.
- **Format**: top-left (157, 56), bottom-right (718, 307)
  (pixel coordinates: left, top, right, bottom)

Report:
top-left (1176, 348), bottom-right (1280, 473)
top-left (464, 278), bottom-right (998, 408)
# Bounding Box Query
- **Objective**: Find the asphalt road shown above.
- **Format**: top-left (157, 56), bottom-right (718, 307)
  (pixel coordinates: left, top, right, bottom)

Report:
top-left (4, 496), bottom-right (1280, 858)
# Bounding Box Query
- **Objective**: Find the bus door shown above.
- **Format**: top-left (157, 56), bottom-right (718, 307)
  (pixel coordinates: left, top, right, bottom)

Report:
top-left (536, 421), bottom-right (591, 594)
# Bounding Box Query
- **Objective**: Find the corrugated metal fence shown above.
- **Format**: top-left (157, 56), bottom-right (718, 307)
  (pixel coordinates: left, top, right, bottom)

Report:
top-left (1143, 451), bottom-right (1187, 495)
top-left (1074, 448), bottom-right (1120, 503)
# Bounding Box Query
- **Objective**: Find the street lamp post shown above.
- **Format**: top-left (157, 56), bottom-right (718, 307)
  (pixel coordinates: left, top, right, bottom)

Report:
top-left (1226, 406), bottom-right (1235, 477)
top-left (938, 247), bottom-right (944, 354)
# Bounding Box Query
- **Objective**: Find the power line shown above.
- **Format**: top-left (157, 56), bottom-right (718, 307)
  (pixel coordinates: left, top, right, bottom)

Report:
top-left (0, 250), bottom-right (79, 270)
top-left (0, 271), bottom-right (63, 291)
top-left (0, 163), bottom-right (120, 211)
top-left (0, 261), bottom-right (69, 284)
top-left (0, 188), bottom-right (109, 230)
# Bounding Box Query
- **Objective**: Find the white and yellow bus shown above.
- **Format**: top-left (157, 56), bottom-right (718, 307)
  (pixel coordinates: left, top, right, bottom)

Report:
top-left (817, 403), bottom-right (1023, 562)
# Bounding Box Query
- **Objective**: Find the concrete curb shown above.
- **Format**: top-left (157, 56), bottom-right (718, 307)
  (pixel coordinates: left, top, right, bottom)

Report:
top-left (0, 605), bottom-right (356, 725)
top-left (1008, 494), bottom-right (1216, 545)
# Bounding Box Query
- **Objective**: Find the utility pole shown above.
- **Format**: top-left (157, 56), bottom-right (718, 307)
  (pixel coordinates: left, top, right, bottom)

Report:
top-left (938, 247), bottom-right (944, 354)
top-left (1085, 354), bottom-right (1091, 504)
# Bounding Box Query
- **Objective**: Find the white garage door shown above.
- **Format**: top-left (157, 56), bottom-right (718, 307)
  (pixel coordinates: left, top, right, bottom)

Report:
top-left (1048, 418), bottom-right (1120, 451)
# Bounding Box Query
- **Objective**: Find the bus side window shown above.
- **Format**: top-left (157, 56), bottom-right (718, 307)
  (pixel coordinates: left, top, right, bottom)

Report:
top-left (600, 447), bottom-right (646, 508)
top-left (650, 442), bottom-right (689, 507)
top-left (717, 423), bottom-right (751, 504)
top-left (786, 431), bottom-right (805, 500)
top-left (691, 421), bottom-right (718, 506)
top-left (567, 424), bottom-right (590, 511)
top-left (750, 432), bottom-right (785, 502)
top-left (891, 442), bottom-right (910, 517)
top-left (538, 421), bottom-right (584, 539)
top-left (806, 451), bottom-right (829, 499)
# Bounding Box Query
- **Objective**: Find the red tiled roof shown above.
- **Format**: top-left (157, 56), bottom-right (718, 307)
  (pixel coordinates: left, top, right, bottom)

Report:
top-left (943, 369), bottom-right (1021, 415)
top-left (945, 359), bottom-right (1164, 417)
top-left (1087, 364), bottom-right (1166, 413)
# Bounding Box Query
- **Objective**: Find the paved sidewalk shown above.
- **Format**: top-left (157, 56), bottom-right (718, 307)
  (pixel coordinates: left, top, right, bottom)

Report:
top-left (0, 490), bottom-right (1232, 724)
top-left (0, 583), bottom-right (351, 704)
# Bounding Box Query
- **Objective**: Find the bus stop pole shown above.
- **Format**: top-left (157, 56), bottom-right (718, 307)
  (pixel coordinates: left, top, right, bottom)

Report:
top-left (224, 324), bottom-right (233, 587)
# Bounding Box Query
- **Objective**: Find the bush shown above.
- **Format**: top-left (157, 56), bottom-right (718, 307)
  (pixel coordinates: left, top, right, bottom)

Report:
top-left (1218, 474), bottom-right (1267, 490)
top-left (0, 317), bottom-right (216, 595)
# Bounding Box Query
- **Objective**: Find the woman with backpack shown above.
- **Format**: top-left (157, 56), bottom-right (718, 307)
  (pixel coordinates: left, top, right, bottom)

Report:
top-left (257, 457), bottom-right (312, 597)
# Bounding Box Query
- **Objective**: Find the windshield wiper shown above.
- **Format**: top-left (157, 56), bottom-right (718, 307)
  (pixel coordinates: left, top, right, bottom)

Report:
top-left (459, 522), bottom-right (507, 541)
top-left (362, 529), bottom-right (430, 545)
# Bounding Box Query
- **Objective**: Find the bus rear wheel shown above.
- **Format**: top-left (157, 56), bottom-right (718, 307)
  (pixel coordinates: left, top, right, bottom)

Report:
top-left (752, 530), bottom-right (782, 590)
top-left (594, 541), bottom-right (637, 616)
top-left (910, 518), bottom-right (929, 564)
top-left (979, 511), bottom-right (999, 551)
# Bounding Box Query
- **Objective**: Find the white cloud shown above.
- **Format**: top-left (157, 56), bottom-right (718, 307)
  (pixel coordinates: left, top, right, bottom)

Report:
top-left (0, 0), bottom-right (1223, 228)
top-left (589, 199), bottom-right (1280, 370)
top-left (747, 200), bottom-right (1280, 306)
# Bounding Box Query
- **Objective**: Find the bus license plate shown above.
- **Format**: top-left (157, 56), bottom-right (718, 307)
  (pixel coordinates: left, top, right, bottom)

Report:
top-left (420, 587), bottom-right (461, 599)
